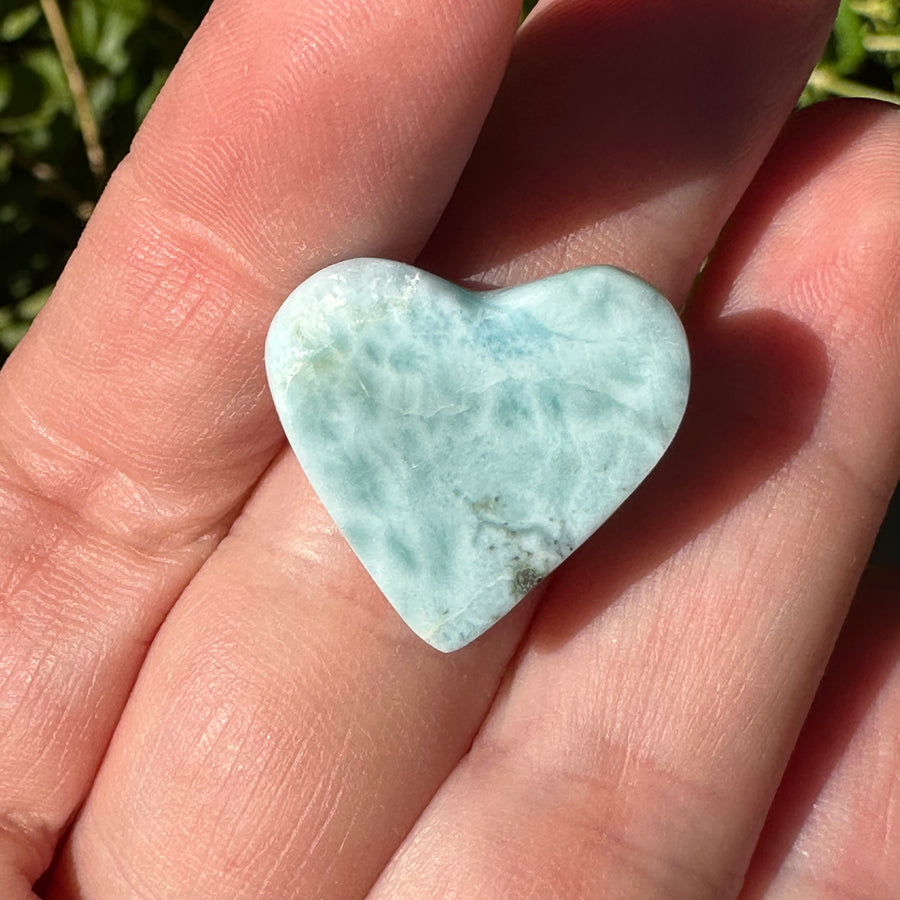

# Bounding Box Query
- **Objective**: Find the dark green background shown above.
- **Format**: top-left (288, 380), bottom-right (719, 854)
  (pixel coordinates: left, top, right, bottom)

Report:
top-left (2, 0), bottom-right (898, 562)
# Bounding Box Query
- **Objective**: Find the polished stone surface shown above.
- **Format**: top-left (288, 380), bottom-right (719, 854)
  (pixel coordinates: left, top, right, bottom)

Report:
top-left (266, 259), bottom-right (689, 651)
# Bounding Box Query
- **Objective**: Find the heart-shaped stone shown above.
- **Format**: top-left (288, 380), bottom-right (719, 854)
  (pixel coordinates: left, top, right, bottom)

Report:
top-left (265, 259), bottom-right (689, 652)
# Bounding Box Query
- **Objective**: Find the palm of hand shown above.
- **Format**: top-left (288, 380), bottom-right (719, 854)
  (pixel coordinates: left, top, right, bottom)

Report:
top-left (2, 1), bottom-right (899, 898)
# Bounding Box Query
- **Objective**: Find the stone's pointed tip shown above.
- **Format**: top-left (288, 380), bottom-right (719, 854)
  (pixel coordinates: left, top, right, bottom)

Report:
top-left (421, 620), bottom-right (483, 654)
top-left (423, 633), bottom-right (470, 654)
top-left (266, 258), bottom-right (689, 652)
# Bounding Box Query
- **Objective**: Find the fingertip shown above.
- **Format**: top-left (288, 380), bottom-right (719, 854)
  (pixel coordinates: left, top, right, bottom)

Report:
top-left (130, 0), bottom-right (522, 275)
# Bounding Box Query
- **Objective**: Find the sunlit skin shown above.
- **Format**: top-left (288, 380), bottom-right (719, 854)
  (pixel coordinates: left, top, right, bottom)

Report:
top-left (1, 0), bottom-right (899, 897)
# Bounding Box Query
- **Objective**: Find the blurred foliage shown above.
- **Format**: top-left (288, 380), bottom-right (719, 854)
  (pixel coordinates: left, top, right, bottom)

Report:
top-left (803, 0), bottom-right (900, 104)
top-left (0, 0), bottom-right (899, 561)
top-left (0, 0), bottom-right (211, 355)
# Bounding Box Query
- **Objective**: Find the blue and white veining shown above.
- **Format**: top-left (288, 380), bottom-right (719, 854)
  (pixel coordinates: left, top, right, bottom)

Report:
top-left (266, 258), bottom-right (690, 651)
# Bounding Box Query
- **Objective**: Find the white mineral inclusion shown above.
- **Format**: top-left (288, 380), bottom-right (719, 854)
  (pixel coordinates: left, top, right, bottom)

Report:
top-left (265, 258), bottom-right (690, 651)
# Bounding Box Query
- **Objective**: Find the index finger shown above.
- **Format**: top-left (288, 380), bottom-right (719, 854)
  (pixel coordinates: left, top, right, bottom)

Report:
top-left (0, 0), bottom-right (520, 884)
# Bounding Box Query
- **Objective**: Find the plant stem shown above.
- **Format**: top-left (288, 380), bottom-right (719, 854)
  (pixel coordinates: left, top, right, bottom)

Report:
top-left (807, 65), bottom-right (900, 104)
top-left (39, 0), bottom-right (107, 182)
top-left (150, 1), bottom-right (195, 39)
top-left (863, 34), bottom-right (900, 53)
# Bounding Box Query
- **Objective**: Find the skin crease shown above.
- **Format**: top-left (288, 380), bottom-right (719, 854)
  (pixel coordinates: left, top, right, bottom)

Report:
top-left (741, 569), bottom-right (900, 899)
top-left (0, 1), bottom-right (898, 899)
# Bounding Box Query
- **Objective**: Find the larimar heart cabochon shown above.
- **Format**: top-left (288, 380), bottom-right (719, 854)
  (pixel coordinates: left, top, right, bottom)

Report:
top-left (265, 259), bottom-right (689, 651)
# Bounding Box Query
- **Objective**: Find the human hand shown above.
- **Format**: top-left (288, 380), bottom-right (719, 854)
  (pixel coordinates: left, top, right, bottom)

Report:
top-left (2, 0), bottom-right (899, 897)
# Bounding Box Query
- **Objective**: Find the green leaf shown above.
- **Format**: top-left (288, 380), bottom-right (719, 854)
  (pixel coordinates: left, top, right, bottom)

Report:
top-left (0, 320), bottom-right (30, 352)
top-left (0, 285), bottom-right (52, 352)
top-left (850, 0), bottom-right (899, 30)
top-left (0, 142), bottom-right (13, 179)
top-left (95, 9), bottom-right (146, 74)
top-left (832, 0), bottom-right (868, 75)
top-left (97, 0), bottom-right (148, 19)
top-left (18, 283), bottom-right (53, 320)
top-left (0, 2), bottom-right (42, 42)
top-left (68, 0), bottom-right (148, 73)
top-left (0, 56), bottom-right (68, 132)
top-left (24, 46), bottom-right (71, 107)
top-left (89, 73), bottom-right (116, 120)
top-left (0, 63), bottom-right (11, 112)
top-left (68, 0), bottom-right (102, 57)
top-left (135, 66), bottom-right (169, 122)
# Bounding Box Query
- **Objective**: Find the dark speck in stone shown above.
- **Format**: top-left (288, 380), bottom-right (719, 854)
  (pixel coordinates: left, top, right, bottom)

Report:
top-left (512, 565), bottom-right (542, 596)
top-left (470, 495), bottom-right (503, 516)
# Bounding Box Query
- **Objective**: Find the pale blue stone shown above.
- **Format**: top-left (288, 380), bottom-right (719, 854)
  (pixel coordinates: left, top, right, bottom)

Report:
top-left (265, 259), bottom-right (689, 652)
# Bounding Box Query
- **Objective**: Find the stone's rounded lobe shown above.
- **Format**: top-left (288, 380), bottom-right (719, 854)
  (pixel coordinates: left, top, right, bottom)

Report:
top-left (265, 259), bottom-right (690, 652)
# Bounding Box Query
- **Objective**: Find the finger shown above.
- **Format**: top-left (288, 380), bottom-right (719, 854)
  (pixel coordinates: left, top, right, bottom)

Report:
top-left (0, 0), bottom-right (520, 887)
top-left (51, 2), bottom-right (843, 899)
top-left (45, 449), bottom-right (536, 900)
top-left (421, 0), bottom-right (839, 294)
top-left (369, 101), bottom-right (900, 899)
top-left (742, 569), bottom-right (900, 899)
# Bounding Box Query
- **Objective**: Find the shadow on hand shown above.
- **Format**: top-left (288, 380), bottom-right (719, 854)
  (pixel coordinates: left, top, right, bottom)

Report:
top-left (532, 305), bottom-right (829, 650)
top-left (421, 0), bottom-right (835, 289)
